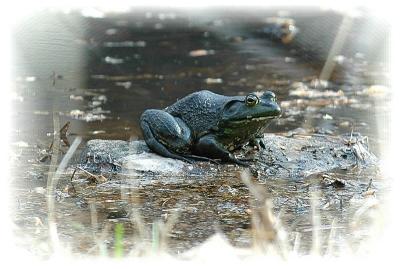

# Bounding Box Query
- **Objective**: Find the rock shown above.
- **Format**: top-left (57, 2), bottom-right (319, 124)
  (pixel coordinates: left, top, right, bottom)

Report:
top-left (77, 133), bottom-right (377, 185)
top-left (122, 152), bottom-right (186, 174)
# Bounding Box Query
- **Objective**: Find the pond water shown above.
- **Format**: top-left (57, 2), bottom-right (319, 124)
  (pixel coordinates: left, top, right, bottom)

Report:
top-left (11, 8), bottom-right (390, 258)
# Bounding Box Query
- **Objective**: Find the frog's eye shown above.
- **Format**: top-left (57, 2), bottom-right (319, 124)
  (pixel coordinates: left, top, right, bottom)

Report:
top-left (261, 91), bottom-right (277, 102)
top-left (245, 94), bottom-right (259, 107)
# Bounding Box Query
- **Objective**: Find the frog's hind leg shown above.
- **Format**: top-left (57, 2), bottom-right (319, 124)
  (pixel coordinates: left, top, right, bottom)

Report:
top-left (140, 109), bottom-right (193, 163)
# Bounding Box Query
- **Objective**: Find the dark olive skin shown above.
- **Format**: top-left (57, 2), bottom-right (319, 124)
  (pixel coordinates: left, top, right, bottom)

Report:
top-left (140, 90), bottom-right (281, 165)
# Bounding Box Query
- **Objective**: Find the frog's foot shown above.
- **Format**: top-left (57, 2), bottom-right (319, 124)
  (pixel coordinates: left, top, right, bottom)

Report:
top-left (249, 138), bottom-right (266, 150)
top-left (232, 158), bottom-right (251, 167)
top-left (237, 156), bottom-right (256, 162)
top-left (235, 155), bottom-right (262, 166)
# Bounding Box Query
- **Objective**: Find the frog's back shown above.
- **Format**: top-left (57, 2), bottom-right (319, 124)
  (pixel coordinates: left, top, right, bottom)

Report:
top-left (165, 90), bottom-right (230, 136)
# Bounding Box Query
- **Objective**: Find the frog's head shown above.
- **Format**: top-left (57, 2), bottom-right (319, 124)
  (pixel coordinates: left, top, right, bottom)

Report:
top-left (219, 91), bottom-right (281, 127)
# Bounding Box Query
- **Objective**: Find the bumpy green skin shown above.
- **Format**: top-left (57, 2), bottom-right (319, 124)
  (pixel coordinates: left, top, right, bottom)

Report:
top-left (140, 90), bottom-right (281, 165)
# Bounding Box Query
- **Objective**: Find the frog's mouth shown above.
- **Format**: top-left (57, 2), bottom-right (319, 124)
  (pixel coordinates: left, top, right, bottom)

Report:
top-left (230, 115), bottom-right (277, 123)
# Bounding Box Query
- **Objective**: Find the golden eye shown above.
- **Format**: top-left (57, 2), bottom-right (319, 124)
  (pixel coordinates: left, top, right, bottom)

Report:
top-left (245, 94), bottom-right (259, 106)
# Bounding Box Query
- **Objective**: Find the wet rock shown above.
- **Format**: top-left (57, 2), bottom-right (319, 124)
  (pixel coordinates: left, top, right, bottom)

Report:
top-left (79, 140), bottom-right (147, 174)
top-left (77, 133), bottom-right (377, 184)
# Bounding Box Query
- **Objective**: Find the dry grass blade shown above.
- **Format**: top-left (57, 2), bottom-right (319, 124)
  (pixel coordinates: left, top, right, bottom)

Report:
top-left (240, 170), bottom-right (288, 257)
top-left (326, 218), bottom-right (338, 256)
top-left (46, 112), bottom-right (61, 252)
top-left (157, 207), bottom-right (181, 252)
top-left (46, 112), bottom-right (82, 254)
top-left (319, 15), bottom-right (353, 81)
top-left (293, 232), bottom-right (301, 255)
top-left (310, 191), bottom-right (321, 255)
top-left (87, 199), bottom-right (110, 256)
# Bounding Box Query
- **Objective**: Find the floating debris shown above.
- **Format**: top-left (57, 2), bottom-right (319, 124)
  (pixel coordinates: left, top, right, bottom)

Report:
top-left (96, 95), bottom-right (107, 103)
top-left (69, 95), bottom-right (84, 101)
top-left (157, 12), bottom-right (176, 20)
top-left (355, 52), bottom-right (365, 59)
top-left (189, 49), bottom-right (215, 57)
top-left (284, 57), bottom-right (296, 63)
top-left (25, 76), bottom-right (36, 82)
top-left (333, 55), bottom-right (346, 65)
top-left (245, 65), bottom-right (256, 70)
top-left (289, 88), bottom-right (344, 98)
top-left (272, 80), bottom-right (291, 86)
top-left (339, 121), bottom-right (351, 127)
top-left (349, 102), bottom-right (372, 110)
top-left (80, 8), bottom-right (104, 18)
top-left (11, 92), bottom-right (24, 102)
top-left (211, 19), bottom-right (224, 26)
top-left (70, 109), bottom-right (108, 122)
top-left (91, 130), bottom-right (106, 135)
top-left (154, 23), bottom-right (163, 29)
top-left (103, 41), bottom-right (146, 47)
top-left (228, 36), bottom-right (244, 43)
top-left (115, 81), bottom-right (132, 89)
top-left (105, 28), bottom-right (118, 35)
top-left (362, 85), bottom-right (390, 98)
top-left (205, 78), bottom-right (223, 84)
top-left (310, 79), bottom-right (329, 89)
top-left (323, 114), bottom-right (333, 120)
top-left (33, 111), bottom-right (50, 116)
top-left (91, 74), bottom-right (107, 79)
top-left (34, 187), bottom-right (46, 195)
top-left (104, 56), bottom-right (124, 64)
top-left (261, 17), bottom-right (298, 44)
top-left (12, 141), bottom-right (29, 148)
top-left (70, 109), bottom-right (85, 118)
top-left (89, 95), bottom-right (108, 108)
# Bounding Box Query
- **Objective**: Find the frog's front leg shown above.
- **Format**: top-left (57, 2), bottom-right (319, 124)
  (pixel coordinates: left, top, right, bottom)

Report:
top-left (194, 134), bottom-right (249, 166)
top-left (140, 109), bottom-right (193, 163)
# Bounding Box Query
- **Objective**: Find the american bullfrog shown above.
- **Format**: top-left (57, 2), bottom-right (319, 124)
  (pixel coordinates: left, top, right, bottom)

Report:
top-left (140, 90), bottom-right (281, 165)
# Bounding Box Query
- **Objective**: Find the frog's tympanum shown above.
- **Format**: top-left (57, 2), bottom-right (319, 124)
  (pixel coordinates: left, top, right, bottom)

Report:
top-left (140, 90), bottom-right (281, 165)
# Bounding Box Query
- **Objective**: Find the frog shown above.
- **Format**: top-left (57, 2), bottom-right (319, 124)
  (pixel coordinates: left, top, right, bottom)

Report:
top-left (140, 90), bottom-right (281, 165)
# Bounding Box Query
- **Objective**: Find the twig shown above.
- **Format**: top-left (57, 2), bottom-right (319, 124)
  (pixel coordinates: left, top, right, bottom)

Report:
top-left (59, 121), bottom-right (71, 147)
top-left (69, 168), bottom-right (78, 194)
